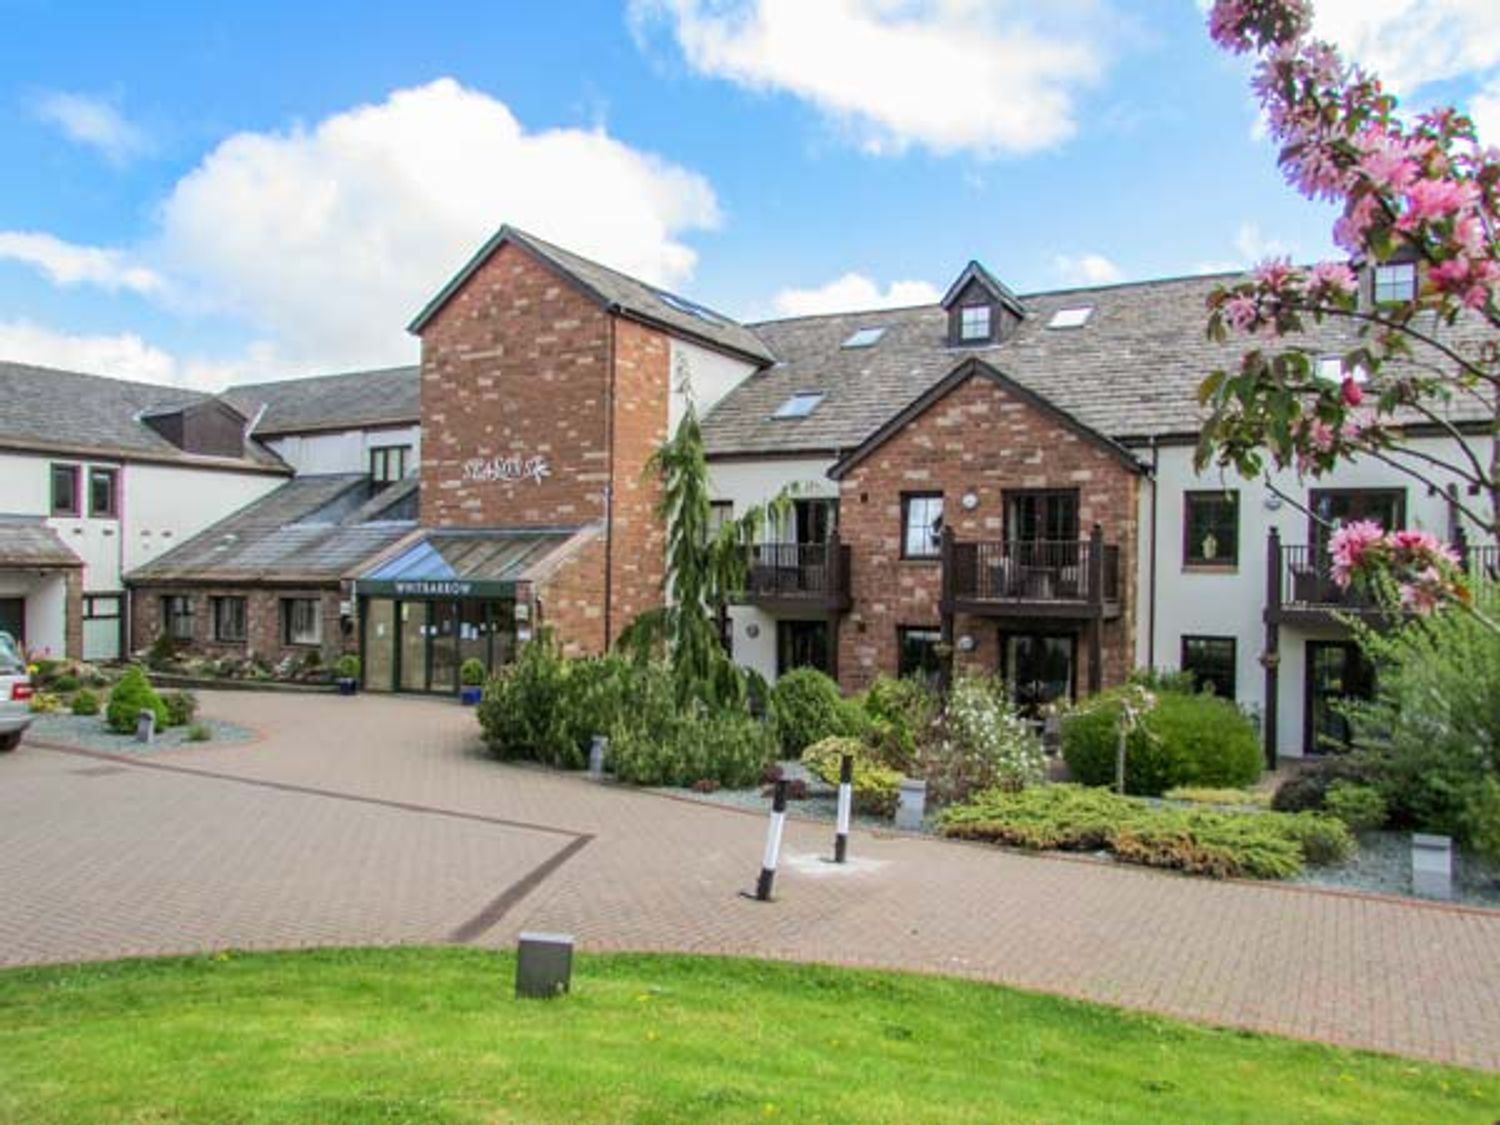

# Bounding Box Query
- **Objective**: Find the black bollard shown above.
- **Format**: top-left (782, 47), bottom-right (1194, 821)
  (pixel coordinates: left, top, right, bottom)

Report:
top-left (754, 779), bottom-right (789, 901)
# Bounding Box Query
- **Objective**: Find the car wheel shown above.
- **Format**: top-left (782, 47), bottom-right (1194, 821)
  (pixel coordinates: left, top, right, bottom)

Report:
top-left (0, 732), bottom-right (20, 752)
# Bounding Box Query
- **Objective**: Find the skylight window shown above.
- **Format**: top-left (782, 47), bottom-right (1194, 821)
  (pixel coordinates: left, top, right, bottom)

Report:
top-left (1047, 306), bottom-right (1093, 329)
top-left (773, 392), bottom-right (825, 419)
top-left (655, 289), bottom-right (726, 325)
top-left (842, 326), bottom-right (886, 349)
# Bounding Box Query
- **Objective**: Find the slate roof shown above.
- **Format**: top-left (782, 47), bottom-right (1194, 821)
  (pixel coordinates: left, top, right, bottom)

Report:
top-left (701, 272), bottom-right (1497, 457)
top-left (408, 225), bottom-right (776, 365)
top-left (126, 475), bottom-right (418, 585)
top-left (0, 516), bottom-right (82, 568)
top-left (0, 361), bottom-right (285, 471)
top-left (225, 365), bottom-right (420, 436)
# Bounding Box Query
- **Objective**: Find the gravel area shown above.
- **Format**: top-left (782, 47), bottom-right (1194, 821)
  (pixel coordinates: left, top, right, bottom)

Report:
top-left (22, 713), bottom-right (255, 754)
top-left (1294, 829), bottom-right (1500, 907)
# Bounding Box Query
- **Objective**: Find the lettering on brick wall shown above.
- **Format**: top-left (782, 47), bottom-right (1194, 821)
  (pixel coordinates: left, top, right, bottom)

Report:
top-left (462, 455), bottom-right (552, 486)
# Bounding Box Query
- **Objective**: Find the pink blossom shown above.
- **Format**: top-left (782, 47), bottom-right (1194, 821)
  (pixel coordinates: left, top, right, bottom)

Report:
top-left (1222, 293), bottom-right (1261, 333)
top-left (1341, 376), bottom-right (1363, 407)
top-left (1399, 575), bottom-right (1443, 614)
top-left (1253, 257), bottom-right (1296, 290)
top-left (1400, 179), bottom-right (1478, 226)
top-left (1309, 260), bottom-right (1357, 296)
top-left (1388, 529), bottom-right (1440, 553)
top-left (1305, 418), bottom-right (1336, 451)
top-left (1328, 519), bottom-right (1385, 588)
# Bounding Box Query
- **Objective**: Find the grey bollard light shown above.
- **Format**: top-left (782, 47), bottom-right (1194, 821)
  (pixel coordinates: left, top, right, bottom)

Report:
top-left (588, 735), bottom-right (608, 780)
top-left (895, 778), bottom-right (927, 831)
top-left (1411, 834), bottom-right (1454, 900)
top-left (516, 931), bottom-right (574, 998)
top-left (135, 707), bottom-right (156, 745)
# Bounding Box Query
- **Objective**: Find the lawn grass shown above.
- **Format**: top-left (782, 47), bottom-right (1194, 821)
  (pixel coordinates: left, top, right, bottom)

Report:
top-left (0, 947), bottom-right (1494, 1123)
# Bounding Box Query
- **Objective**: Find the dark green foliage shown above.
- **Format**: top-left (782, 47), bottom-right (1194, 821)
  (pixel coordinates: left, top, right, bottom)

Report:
top-left (608, 710), bottom-right (775, 788)
top-left (1322, 781), bottom-right (1388, 832)
top-left (334, 654), bottom-right (360, 679)
top-left (1463, 778), bottom-right (1500, 865)
top-left (161, 690), bottom-right (197, 728)
top-left (1062, 689), bottom-right (1261, 796)
top-left (51, 674), bottom-right (80, 693)
top-left (459, 658), bottom-right (486, 686)
top-left (147, 633), bottom-right (178, 670)
top-left (105, 666), bottom-right (168, 734)
top-left (186, 723), bottom-right (212, 743)
top-left (769, 667), bottom-right (861, 757)
top-left (940, 785), bottom-right (1352, 879)
top-left (29, 658), bottom-right (60, 683)
top-left (70, 688), bottom-right (100, 716)
top-left (1269, 754), bottom-right (1382, 813)
top-left (860, 674), bottom-right (938, 771)
top-left (1128, 667), bottom-right (1198, 694)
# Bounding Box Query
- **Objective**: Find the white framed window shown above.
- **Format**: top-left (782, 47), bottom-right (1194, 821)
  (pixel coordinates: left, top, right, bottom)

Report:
top-left (162, 595), bottom-right (195, 641)
top-left (1373, 261), bottom-right (1416, 304)
top-left (282, 598), bottom-right (321, 646)
top-left (212, 596), bottom-right (247, 643)
top-left (959, 305), bottom-right (991, 341)
top-left (901, 493), bottom-right (944, 559)
top-left (370, 445), bottom-right (410, 488)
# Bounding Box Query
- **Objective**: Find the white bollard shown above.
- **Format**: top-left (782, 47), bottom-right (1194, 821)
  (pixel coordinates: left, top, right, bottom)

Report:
top-left (588, 735), bottom-right (608, 780)
top-left (135, 708), bottom-right (155, 745)
top-left (895, 778), bottom-right (927, 831)
top-left (754, 779), bottom-right (789, 901)
top-left (833, 754), bottom-right (853, 863)
top-left (1412, 833), bottom-right (1454, 900)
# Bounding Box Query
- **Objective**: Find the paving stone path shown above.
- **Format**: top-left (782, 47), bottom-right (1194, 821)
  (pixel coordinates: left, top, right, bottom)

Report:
top-left (4, 691), bottom-right (1498, 1071)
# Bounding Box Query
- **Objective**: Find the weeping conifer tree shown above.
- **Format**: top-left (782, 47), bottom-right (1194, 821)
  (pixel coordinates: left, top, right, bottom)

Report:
top-left (619, 402), bottom-right (789, 712)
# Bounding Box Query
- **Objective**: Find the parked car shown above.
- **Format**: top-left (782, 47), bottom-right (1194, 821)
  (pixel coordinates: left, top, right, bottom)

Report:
top-left (0, 631), bottom-right (33, 752)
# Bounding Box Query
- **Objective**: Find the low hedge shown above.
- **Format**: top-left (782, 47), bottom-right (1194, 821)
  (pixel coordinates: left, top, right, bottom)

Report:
top-left (802, 736), bottom-right (902, 818)
top-left (608, 711), bottom-right (775, 789)
top-left (105, 667), bottom-right (169, 734)
top-left (939, 784), bottom-right (1353, 880)
top-left (1062, 689), bottom-right (1261, 796)
top-left (769, 668), bottom-right (863, 757)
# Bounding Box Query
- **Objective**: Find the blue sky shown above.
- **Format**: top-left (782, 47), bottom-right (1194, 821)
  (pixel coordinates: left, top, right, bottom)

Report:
top-left (1, 0), bottom-right (1497, 389)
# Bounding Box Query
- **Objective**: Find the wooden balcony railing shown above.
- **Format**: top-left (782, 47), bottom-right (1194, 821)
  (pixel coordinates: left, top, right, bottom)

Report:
top-left (738, 538), bottom-right (852, 609)
top-left (942, 525), bottom-right (1121, 618)
top-left (1269, 531), bottom-right (1500, 620)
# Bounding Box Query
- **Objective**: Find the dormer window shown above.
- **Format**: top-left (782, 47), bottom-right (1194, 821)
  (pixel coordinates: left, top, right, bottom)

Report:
top-left (1373, 261), bottom-right (1416, 304)
top-left (959, 305), bottom-right (991, 342)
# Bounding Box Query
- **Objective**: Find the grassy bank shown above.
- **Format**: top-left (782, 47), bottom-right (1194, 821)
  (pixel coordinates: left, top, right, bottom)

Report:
top-left (0, 948), bottom-right (1493, 1122)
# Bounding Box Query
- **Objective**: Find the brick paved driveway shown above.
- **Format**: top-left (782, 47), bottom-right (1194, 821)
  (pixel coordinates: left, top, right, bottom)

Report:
top-left (5, 690), bottom-right (1499, 1071)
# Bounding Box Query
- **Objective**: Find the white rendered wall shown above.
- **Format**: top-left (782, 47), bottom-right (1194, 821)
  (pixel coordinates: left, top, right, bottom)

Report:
top-left (0, 571), bottom-right (66, 658)
top-left (669, 340), bottom-right (758, 434)
top-left (708, 456), bottom-right (837, 684)
top-left (1138, 435), bottom-right (1489, 756)
top-left (260, 425), bottom-right (421, 476)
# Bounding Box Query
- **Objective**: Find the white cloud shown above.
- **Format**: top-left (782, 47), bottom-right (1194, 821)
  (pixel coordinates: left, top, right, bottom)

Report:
top-left (630, 0), bottom-right (1109, 157)
top-left (0, 232), bottom-right (164, 295)
top-left (0, 321), bottom-right (179, 382)
top-left (1233, 222), bottom-right (1292, 263)
top-left (34, 91), bottom-right (148, 164)
top-left (148, 77), bottom-right (723, 372)
top-left (771, 272), bottom-right (940, 317)
top-left (1311, 2), bottom-right (1500, 95)
top-left (1051, 252), bottom-right (1123, 286)
top-left (1472, 74), bottom-right (1500, 144)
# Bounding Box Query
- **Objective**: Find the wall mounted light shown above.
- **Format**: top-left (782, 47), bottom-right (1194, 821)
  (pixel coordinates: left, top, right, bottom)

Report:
top-left (957, 634), bottom-right (976, 653)
top-left (1264, 493), bottom-right (1283, 511)
top-left (961, 491), bottom-right (979, 511)
top-left (745, 623), bottom-right (760, 639)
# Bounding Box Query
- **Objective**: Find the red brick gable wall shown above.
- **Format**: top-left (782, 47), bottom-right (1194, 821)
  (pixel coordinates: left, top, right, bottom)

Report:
top-left (607, 318), bottom-right (670, 640)
top-left (418, 240), bottom-right (612, 529)
top-left (836, 370), bottom-right (1139, 693)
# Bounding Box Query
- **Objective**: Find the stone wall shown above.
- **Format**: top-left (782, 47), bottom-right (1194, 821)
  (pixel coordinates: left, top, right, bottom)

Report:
top-left (129, 585), bottom-right (349, 668)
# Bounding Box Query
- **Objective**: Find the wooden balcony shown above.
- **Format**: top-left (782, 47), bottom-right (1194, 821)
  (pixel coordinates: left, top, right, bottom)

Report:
top-left (1267, 532), bottom-right (1500, 625)
top-left (736, 538), bottom-right (852, 612)
top-left (941, 526), bottom-right (1122, 620)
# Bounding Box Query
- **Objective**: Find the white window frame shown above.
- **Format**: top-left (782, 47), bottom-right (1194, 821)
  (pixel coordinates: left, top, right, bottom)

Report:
top-left (959, 304), bottom-right (992, 341)
top-left (283, 598), bottom-right (322, 647)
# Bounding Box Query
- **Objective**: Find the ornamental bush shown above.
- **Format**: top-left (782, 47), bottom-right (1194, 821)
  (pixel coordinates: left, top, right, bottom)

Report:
top-left (1322, 781), bottom-right (1388, 832)
top-left (916, 674), bottom-right (1044, 806)
top-left (860, 674), bottom-right (938, 772)
top-left (161, 690), bottom-right (198, 728)
top-left (939, 784), bottom-right (1352, 880)
top-left (769, 668), bottom-right (862, 757)
top-left (608, 709), bottom-right (774, 789)
top-left (70, 688), bottom-right (100, 716)
top-left (802, 736), bottom-right (902, 817)
top-left (105, 666), bottom-right (168, 734)
top-left (1062, 688), bottom-right (1261, 796)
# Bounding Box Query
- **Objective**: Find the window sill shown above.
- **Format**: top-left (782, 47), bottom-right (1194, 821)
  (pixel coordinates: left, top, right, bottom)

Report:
top-left (899, 556), bottom-right (942, 565)
top-left (1183, 563), bottom-right (1238, 575)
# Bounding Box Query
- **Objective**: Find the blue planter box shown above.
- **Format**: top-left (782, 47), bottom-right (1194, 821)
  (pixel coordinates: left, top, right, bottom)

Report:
top-left (337, 678), bottom-right (358, 696)
top-left (460, 686), bottom-right (483, 706)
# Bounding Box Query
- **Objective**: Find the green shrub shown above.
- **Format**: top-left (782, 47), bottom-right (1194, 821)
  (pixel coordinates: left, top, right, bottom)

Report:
top-left (1062, 689), bottom-right (1261, 796)
top-left (1461, 777), bottom-right (1500, 866)
top-left (917, 674), bottom-right (1044, 805)
top-left (608, 710), bottom-right (774, 789)
top-left (51, 674), bottom-right (79, 693)
top-left (802, 736), bottom-right (902, 817)
top-left (860, 674), bottom-right (938, 771)
top-left (28, 691), bottom-right (62, 714)
top-left (459, 658), bottom-right (486, 686)
top-left (1323, 781), bottom-right (1388, 832)
top-left (186, 723), bottom-right (212, 743)
top-left (29, 658), bottom-right (61, 684)
top-left (161, 690), bottom-right (198, 728)
top-left (335, 654), bottom-right (360, 680)
top-left (939, 784), bottom-right (1354, 880)
top-left (1164, 786), bottom-right (1269, 807)
top-left (105, 667), bottom-right (168, 734)
top-left (147, 633), bottom-right (179, 670)
top-left (769, 668), bottom-right (861, 757)
top-left (1270, 755), bottom-right (1382, 813)
top-left (70, 688), bottom-right (100, 716)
